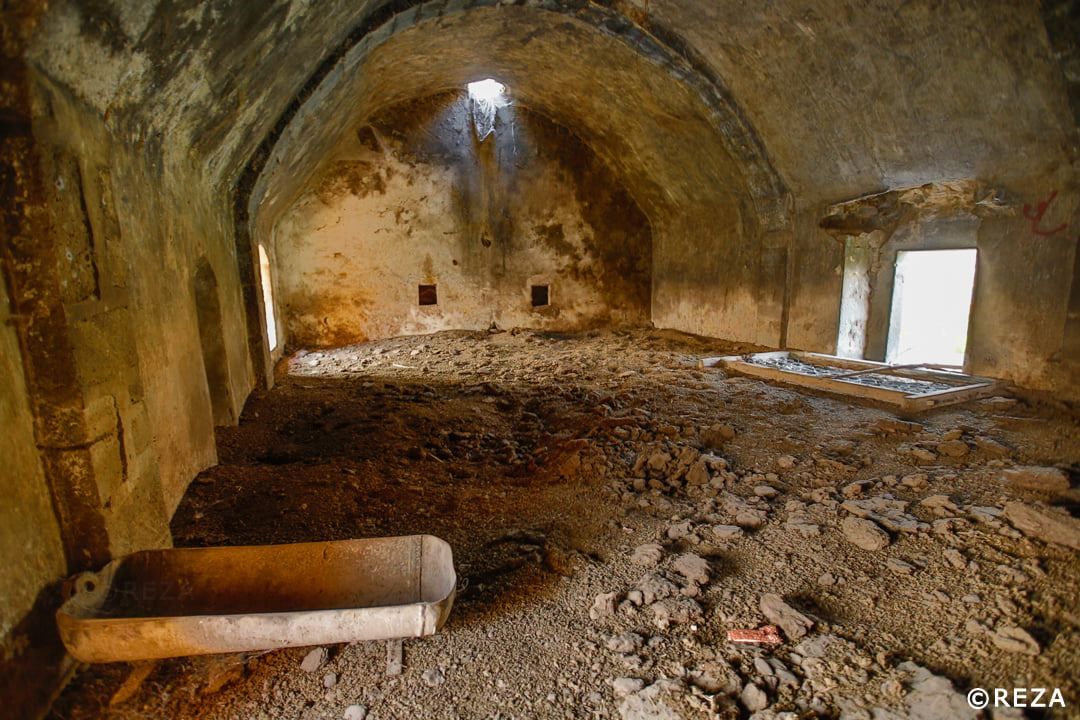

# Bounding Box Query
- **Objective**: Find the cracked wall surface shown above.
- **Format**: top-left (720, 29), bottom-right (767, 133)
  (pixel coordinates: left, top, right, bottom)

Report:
top-left (274, 92), bottom-right (652, 345)
top-left (2, 0), bottom-right (1079, 715)
top-left (820, 181), bottom-right (1080, 390)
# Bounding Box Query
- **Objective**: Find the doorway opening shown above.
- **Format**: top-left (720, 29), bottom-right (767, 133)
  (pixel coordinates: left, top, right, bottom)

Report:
top-left (886, 248), bottom-right (977, 366)
top-left (193, 259), bottom-right (234, 426)
top-left (258, 244), bottom-right (278, 351)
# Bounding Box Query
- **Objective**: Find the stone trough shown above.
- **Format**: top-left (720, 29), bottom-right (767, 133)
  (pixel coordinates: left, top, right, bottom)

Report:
top-left (701, 351), bottom-right (1004, 412)
top-left (56, 535), bottom-right (456, 663)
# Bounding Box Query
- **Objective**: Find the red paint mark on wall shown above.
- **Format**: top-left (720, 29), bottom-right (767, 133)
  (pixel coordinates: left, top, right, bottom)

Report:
top-left (1023, 191), bottom-right (1069, 236)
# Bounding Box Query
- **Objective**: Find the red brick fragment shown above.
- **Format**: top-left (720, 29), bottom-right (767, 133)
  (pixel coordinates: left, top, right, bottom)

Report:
top-left (726, 625), bottom-right (783, 645)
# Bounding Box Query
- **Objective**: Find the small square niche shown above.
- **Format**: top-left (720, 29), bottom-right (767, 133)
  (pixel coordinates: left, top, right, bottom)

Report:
top-left (531, 284), bottom-right (550, 307)
top-left (418, 284), bottom-right (438, 306)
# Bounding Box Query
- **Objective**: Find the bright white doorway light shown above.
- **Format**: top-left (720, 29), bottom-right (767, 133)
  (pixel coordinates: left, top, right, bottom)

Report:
top-left (258, 244), bottom-right (278, 351)
top-left (886, 248), bottom-right (976, 366)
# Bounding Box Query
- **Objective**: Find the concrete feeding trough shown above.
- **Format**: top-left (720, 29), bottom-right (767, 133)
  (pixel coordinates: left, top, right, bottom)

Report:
top-left (57, 535), bottom-right (455, 663)
top-left (701, 351), bottom-right (1004, 412)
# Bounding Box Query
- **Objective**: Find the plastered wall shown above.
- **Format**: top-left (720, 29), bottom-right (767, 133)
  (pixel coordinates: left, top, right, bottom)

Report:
top-left (0, 282), bottom-right (66, 650)
top-left (3, 1), bottom-right (1078, 715)
top-left (273, 93), bottom-right (652, 346)
top-left (811, 181), bottom-right (1080, 396)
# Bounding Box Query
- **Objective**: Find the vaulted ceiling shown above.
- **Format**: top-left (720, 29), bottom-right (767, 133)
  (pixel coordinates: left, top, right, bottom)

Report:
top-left (30, 0), bottom-right (1076, 230)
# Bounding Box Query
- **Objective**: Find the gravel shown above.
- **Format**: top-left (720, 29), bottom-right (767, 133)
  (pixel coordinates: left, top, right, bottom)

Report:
top-left (50, 328), bottom-right (1080, 720)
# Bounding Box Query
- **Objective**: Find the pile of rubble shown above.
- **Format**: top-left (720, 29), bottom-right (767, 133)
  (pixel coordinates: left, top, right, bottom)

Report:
top-left (579, 417), bottom-right (1077, 718)
top-left (52, 329), bottom-right (1079, 720)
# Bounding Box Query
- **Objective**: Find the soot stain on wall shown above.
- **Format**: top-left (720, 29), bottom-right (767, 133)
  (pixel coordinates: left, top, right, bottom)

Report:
top-left (275, 89), bottom-right (653, 345)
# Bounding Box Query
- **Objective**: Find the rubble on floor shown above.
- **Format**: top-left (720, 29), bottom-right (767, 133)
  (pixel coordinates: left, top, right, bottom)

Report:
top-left (50, 329), bottom-right (1079, 720)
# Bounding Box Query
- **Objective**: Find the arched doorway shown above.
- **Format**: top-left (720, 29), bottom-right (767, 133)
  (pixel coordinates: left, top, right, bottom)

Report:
top-left (193, 259), bottom-right (235, 426)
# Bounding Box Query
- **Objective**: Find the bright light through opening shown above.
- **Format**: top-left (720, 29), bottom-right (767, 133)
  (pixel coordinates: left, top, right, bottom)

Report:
top-left (886, 248), bottom-right (977, 366)
top-left (258, 244), bottom-right (278, 351)
top-left (467, 79), bottom-right (508, 141)
top-left (467, 78), bottom-right (506, 102)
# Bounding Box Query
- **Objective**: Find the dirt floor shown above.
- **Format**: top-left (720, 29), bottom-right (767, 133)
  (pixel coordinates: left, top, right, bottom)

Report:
top-left (50, 328), bottom-right (1079, 719)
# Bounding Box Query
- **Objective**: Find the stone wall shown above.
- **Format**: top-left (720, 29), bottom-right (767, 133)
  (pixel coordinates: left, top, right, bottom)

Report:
top-left (3, 1), bottom-right (1078, 715)
top-left (274, 92), bottom-right (652, 346)
top-left (0, 280), bottom-right (69, 714)
top-left (813, 181), bottom-right (1080, 395)
top-left (969, 186), bottom-right (1079, 393)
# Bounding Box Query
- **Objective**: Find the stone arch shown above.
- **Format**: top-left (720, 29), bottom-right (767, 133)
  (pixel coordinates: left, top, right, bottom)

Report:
top-left (232, 0), bottom-right (791, 381)
top-left (193, 258), bottom-right (235, 426)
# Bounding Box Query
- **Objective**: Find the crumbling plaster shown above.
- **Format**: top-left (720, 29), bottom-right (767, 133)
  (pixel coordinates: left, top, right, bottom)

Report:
top-left (243, 0), bottom-right (1078, 364)
top-left (3, 0), bottom-right (1079, 713)
top-left (23, 1), bottom-right (1078, 395)
top-left (274, 93), bottom-right (652, 345)
top-left (821, 181), bottom-right (1080, 393)
top-left (245, 1), bottom-right (787, 356)
top-left (0, 282), bottom-right (66, 646)
top-left (8, 0), bottom-right (1075, 552)
top-left (648, 0), bottom-right (1076, 204)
